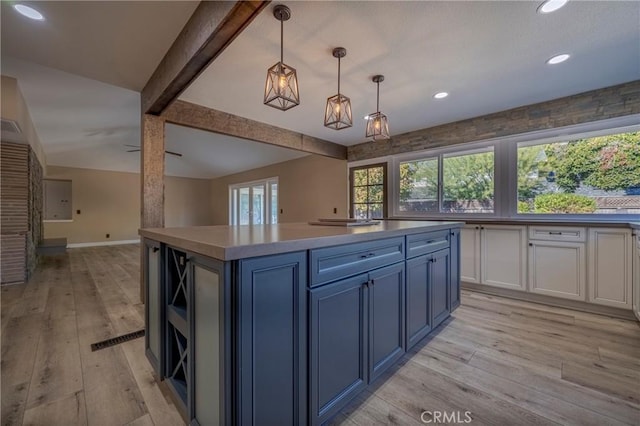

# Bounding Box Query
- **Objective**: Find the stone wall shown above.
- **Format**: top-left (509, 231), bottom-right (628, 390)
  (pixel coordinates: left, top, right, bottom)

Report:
top-left (27, 147), bottom-right (43, 279)
top-left (348, 80), bottom-right (640, 161)
top-left (1, 141), bottom-right (43, 284)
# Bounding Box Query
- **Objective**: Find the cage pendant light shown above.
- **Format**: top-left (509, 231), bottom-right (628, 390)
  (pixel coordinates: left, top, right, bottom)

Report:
top-left (365, 75), bottom-right (390, 140)
top-left (264, 5), bottom-right (300, 111)
top-left (324, 47), bottom-right (352, 130)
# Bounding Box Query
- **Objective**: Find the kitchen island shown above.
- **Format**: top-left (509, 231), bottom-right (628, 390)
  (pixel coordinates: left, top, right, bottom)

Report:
top-left (140, 220), bottom-right (463, 425)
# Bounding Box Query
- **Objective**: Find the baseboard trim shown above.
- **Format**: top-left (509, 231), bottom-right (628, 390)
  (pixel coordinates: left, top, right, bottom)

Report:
top-left (67, 239), bottom-right (140, 248)
top-left (462, 282), bottom-right (637, 321)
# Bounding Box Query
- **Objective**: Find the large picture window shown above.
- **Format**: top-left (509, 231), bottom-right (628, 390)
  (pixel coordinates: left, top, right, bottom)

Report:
top-left (371, 118), bottom-right (638, 220)
top-left (229, 178), bottom-right (278, 225)
top-left (517, 132), bottom-right (640, 215)
top-left (397, 147), bottom-right (495, 215)
top-left (350, 163), bottom-right (387, 219)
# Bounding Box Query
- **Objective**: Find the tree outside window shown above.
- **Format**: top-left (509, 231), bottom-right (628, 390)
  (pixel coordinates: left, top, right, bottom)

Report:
top-left (350, 164), bottom-right (386, 219)
top-left (517, 131), bottom-right (640, 214)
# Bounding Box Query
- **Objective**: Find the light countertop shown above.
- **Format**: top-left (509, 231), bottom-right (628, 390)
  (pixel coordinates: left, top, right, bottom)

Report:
top-left (139, 220), bottom-right (463, 261)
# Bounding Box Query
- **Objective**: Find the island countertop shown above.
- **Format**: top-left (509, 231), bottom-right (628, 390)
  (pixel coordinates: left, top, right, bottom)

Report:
top-left (139, 220), bottom-right (464, 261)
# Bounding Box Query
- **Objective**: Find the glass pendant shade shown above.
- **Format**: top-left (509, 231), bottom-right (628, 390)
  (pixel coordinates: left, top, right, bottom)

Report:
top-left (264, 5), bottom-right (300, 111)
top-left (264, 62), bottom-right (299, 111)
top-left (365, 112), bottom-right (390, 140)
top-left (365, 75), bottom-right (390, 140)
top-left (324, 47), bottom-right (352, 130)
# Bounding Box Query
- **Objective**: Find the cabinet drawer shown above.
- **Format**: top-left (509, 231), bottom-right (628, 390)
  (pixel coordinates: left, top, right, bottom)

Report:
top-left (528, 226), bottom-right (586, 242)
top-left (310, 237), bottom-right (404, 287)
top-left (406, 230), bottom-right (450, 259)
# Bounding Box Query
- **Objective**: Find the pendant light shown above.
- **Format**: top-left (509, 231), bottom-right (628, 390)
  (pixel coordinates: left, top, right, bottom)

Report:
top-left (324, 47), bottom-right (352, 130)
top-left (264, 4), bottom-right (300, 111)
top-left (365, 75), bottom-right (390, 140)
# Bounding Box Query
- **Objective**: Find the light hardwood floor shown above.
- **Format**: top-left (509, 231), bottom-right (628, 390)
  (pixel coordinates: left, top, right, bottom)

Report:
top-left (2, 245), bottom-right (639, 425)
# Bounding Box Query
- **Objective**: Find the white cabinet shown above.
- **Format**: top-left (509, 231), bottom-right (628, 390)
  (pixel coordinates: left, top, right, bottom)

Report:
top-left (528, 226), bottom-right (587, 301)
top-left (588, 228), bottom-right (632, 309)
top-left (633, 232), bottom-right (640, 321)
top-left (529, 240), bottom-right (586, 300)
top-left (461, 225), bottom-right (527, 291)
top-left (461, 226), bottom-right (481, 284)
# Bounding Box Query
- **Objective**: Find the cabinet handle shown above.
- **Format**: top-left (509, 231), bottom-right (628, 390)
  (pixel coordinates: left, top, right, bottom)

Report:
top-left (359, 252), bottom-right (376, 259)
top-left (370, 279), bottom-right (375, 286)
top-left (481, 226), bottom-right (484, 230)
top-left (475, 226), bottom-right (479, 230)
top-left (529, 243), bottom-right (533, 246)
top-left (426, 240), bottom-right (434, 244)
top-left (451, 232), bottom-right (455, 236)
top-left (152, 247), bottom-right (159, 253)
top-left (549, 231), bottom-right (562, 235)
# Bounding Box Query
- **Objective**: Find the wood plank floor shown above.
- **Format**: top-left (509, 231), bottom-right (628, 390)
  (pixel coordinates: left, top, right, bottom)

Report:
top-left (2, 245), bottom-right (639, 425)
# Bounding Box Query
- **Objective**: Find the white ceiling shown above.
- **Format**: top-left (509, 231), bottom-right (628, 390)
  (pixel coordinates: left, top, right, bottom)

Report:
top-left (182, 1), bottom-right (640, 146)
top-left (1, 0), bottom-right (199, 91)
top-left (1, 57), bottom-right (307, 178)
top-left (1, 1), bottom-right (638, 178)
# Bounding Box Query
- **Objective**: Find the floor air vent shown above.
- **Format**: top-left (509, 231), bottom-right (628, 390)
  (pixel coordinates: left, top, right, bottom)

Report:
top-left (91, 329), bottom-right (145, 351)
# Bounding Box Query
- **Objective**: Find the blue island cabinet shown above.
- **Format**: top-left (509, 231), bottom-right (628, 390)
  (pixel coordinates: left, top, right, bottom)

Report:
top-left (143, 223), bottom-right (462, 426)
top-left (238, 252), bottom-right (307, 426)
top-left (309, 245), bottom-right (405, 426)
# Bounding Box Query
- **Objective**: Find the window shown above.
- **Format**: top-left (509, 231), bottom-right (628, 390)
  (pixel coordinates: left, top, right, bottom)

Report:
top-left (397, 147), bottom-right (495, 215)
top-left (358, 118), bottom-right (638, 220)
top-left (229, 178), bottom-right (278, 225)
top-left (350, 163), bottom-right (387, 219)
top-left (517, 131), bottom-right (640, 215)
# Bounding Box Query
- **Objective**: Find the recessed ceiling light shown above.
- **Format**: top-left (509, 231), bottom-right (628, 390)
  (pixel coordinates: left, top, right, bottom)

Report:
top-left (537, 0), bottom-right (568, 14)
top-left (546, 53), bottom-right (570, 65)
top-left (433, 92), bottom-right (449, 99)
top-left (13, 4), bottom-right (45, 21)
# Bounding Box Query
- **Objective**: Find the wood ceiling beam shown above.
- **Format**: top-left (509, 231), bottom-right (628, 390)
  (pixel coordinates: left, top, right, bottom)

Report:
top-left (141, 1), bottom-right (269, 115)
top-left (162, 100), bottom-right (348, 160)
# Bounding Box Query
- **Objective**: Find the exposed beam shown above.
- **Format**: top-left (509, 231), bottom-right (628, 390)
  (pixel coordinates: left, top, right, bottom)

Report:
top-left (162, 100), bottom-right (348, 160)
top-left (141, 1), bottom-right (269, 115)
top-left (348, 80), bottom-right (640, 161)
top-left (140, 114), bottom-right (165, 302)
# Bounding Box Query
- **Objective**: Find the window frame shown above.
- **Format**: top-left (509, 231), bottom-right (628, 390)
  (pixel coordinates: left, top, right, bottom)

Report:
top-left (390, 142), bottom-right (500, 219)
top-left (350, 115), bottom-right (640, 222)
top-left (228, 177), bottom-right (278, 226)
top-left (349, 162), bottom-right (388, 219)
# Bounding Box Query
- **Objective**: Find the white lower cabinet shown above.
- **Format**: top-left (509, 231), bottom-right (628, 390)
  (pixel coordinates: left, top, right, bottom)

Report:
top-left (461, 225), bottom-right (527, 291)
top-left (461, 226), bottom-right (481, 284)
top-left (529, 240), bottom-right (586, 300)
top-left (463, 224), bottom-right (635, 312)
top-left (588, 228), bottom-right (632, 309)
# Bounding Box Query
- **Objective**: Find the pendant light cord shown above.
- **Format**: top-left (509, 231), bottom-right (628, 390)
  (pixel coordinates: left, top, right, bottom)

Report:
top-left (280, 19), bottom-right (284, 65)
top-left (337, 56), bottom-right (341, 96)
top-left (376, 81), bottom-right (380, 113)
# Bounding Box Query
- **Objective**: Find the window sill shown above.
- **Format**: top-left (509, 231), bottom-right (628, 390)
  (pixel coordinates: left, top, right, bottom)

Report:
top-left (389, 216), bottom-right (637, 228)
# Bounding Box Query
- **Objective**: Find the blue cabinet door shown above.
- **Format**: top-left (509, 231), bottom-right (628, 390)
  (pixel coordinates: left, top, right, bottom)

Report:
top-left (369, 263), bottom-right (405, 382)
top-left (406, 254), bottom-right (431, 351)
top-left (310, 273), bottom-right (369, 426)
top-left (450, 229), bottom-right (461, 311)
top-left (431, 248), bottom-right (451, 329)
top-left (239, 252), bottom-right (307, 426)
